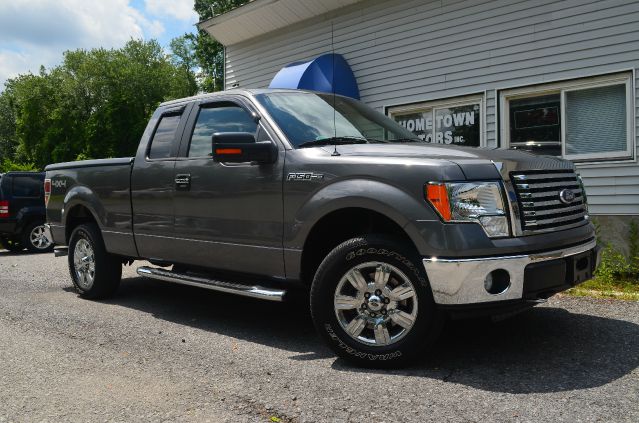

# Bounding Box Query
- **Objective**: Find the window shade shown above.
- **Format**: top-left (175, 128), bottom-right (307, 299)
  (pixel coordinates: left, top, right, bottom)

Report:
top-left (565, 84), bottom-right (627, 156)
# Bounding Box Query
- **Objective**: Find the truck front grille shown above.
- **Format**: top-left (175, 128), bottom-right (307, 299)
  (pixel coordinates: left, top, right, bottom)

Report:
top-left (510, 170), bottom-right (588, 233)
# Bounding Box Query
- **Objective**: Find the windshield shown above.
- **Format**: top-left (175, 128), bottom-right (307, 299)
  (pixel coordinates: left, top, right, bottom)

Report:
top-left (254, 91), bottom-right (421, 148)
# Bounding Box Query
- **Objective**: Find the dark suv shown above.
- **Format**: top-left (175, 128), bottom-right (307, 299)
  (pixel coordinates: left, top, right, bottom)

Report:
top-left (0, 171), bottom-right (53, 253)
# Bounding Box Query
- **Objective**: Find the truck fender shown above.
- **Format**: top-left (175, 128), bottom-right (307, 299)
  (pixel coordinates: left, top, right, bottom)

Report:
top-left (62, 185), bottom-right (105, 233)
top-left (291, 178), bottom-right (438, 254)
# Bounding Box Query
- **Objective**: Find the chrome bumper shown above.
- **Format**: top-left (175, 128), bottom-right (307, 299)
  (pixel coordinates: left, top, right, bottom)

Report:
top-left (423, 240), bottom-right (599, 305)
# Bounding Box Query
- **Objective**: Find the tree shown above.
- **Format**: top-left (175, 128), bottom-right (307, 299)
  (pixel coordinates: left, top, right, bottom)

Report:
top-left (170, 0), bottom-right (248, 93)
top-left (0, 89), bottom-right (17, 165)
top-left (3, 39), bottom-right (198, 170)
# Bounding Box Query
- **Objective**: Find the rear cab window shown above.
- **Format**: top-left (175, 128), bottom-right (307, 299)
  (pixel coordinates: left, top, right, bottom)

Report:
top-left (148, 108), bottom-right (184, 160)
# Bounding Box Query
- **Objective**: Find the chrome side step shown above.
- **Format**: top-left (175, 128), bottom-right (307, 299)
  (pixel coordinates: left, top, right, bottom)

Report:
top-left (136, 266), bottom-right (285, 302)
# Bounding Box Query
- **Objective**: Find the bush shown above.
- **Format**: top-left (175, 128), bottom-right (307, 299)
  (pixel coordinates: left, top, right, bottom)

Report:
top-left (594, 219), bottom-right (639, 284)
top-left (0, 158), bottom-right (37, 173)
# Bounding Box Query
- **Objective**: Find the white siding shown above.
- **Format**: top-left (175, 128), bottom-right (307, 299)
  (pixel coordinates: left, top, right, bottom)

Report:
top-left (485, 89), bottom-right (497, 148)
top-left (225, 0), bottom-right (639, 215)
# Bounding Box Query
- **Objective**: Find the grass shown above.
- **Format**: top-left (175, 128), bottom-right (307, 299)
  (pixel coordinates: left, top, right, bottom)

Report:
top-left (566, 277), bottom-right (639, 301)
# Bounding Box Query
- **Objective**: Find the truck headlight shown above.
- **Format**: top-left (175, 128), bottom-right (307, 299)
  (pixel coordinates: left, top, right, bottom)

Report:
top-left (426, 181), bottom-right (510, 238)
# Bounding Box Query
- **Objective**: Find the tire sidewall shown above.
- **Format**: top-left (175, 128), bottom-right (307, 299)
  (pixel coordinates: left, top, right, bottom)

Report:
top-left (311, 236), bottom-right (440, 366)
top-left (68, 223), bottom-right (120, 298)
top-left (69, 225), bottom-right (96, 295)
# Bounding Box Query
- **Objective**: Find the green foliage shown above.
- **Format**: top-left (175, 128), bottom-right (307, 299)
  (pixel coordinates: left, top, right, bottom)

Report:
top-left (1, 39), bottom-right (197, 169)
top-left (0, 158), bottom-right (37, 173)
top-left (170, 0), bottom-right (249, 93)
top-left (0, 90), bottom-right (17, 162)
top-left (596, 244), bottom-right (634, 284)
top-left (594, 219), bottom-right (639, 284)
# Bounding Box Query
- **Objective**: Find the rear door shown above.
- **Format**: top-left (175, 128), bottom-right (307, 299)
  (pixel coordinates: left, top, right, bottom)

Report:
top-left (131, 104), bottom-right (192, 261)
top-left (170, 97), bottom-right (285, 277)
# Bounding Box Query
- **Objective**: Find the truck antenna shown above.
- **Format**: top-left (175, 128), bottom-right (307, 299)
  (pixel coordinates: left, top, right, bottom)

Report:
top-left (330, 21), bottom-right (340, 157)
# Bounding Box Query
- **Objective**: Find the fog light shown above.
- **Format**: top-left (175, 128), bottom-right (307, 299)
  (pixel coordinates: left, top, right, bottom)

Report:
top-left (484, 269), bottom-right (510, 295)
top-left (478, 215), bottom-right (509, 238)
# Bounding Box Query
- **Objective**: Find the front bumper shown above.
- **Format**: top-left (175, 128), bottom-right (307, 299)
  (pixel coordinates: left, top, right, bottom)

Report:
top-left (423, 239), bottom-right (601, 305)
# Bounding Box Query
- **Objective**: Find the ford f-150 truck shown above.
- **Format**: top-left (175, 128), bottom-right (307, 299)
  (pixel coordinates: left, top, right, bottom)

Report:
top-left (45, 89), bottom-right (601, 367)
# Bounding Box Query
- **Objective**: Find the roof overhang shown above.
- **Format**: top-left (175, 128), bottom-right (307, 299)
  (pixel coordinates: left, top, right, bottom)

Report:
top-left (198, 0), bottom-right (364, 45)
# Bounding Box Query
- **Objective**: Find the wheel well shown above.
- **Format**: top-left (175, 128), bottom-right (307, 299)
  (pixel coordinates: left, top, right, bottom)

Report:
top-left (300, 208), bottom-right (416, 284)
top-left (18, 214), bottom-right (45, 232)
top-left (65, 205), bottom-right (97, 244)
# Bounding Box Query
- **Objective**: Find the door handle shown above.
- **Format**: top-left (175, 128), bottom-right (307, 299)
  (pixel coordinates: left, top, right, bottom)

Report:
top-left (175, 174), bottom-right (191, 190)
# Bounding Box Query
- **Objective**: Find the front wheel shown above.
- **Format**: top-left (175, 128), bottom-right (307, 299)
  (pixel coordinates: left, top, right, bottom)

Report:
top-left (68, 223), bottom-right (122, 299)
top-left (310, 235), bottom-right (443, 368)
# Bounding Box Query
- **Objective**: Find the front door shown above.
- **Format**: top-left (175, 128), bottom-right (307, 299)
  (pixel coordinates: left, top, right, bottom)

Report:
top-left (171, 98), bottom-right (285, 278)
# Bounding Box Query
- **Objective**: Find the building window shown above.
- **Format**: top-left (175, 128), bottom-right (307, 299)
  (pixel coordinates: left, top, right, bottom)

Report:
top-left (387, 95), bottom-right (484, 147)
top-left (501, 73), bottom-right (634, 161)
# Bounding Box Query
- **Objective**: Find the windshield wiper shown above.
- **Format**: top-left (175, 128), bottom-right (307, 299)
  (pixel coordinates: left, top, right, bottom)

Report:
top-left (298, 136), bottom-right (369, 149)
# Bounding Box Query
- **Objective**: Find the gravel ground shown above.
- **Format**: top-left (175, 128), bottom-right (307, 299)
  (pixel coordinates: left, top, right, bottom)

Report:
top-left (0, 249), bottom-right (638, 423)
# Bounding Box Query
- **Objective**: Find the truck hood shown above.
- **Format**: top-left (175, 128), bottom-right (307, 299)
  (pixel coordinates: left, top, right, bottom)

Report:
top-left (320, 143), bottom-right (574, 180)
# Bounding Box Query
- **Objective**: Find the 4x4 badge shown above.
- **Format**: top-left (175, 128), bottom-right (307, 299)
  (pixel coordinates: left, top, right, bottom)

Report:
top-left (287, 172), bottom-right (324, 181)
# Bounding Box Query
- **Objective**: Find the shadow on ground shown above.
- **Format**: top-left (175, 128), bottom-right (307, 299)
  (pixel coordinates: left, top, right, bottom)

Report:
top-left (0, 249), bottom-right (38, 257)
top-left (0, 248), bottom-right (28, 257)
top-left (88, 274), bottom-right (639, 395)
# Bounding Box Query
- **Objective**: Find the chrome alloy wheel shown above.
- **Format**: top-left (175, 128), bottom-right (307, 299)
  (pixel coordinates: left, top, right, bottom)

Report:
top-left (30, 224), bottom-right (52, 250)
top-left (73, 239), bottom-right (95, 289)
top-left (334, 261), bottom-right (418, 347)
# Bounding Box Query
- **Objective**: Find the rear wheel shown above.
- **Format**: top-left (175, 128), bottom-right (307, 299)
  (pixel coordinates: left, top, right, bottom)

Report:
top-left (68, 223), bottom-right (122, 299)
top-left (22, 221), bottom-right (54, 253)
top-left (0, 236), bottom-right (23, 253)
top-left (310, 235), bottom-right (443, 368)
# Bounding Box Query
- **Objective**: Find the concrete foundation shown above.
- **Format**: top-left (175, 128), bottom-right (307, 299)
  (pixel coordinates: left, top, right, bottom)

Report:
top-left (591, 215), bottom-right (639, 257)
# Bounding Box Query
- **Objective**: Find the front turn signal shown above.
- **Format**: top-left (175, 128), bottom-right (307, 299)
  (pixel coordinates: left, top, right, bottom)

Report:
top-left (426, 183), bottom-right (452, 221)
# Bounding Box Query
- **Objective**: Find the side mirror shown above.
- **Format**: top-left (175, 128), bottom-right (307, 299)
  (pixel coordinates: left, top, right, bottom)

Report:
top-left (212, 132), bottom-right (276, 164)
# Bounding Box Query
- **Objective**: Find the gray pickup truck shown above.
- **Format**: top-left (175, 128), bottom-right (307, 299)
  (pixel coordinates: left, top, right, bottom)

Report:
top-left (45, 89), bottom-right (600, 367)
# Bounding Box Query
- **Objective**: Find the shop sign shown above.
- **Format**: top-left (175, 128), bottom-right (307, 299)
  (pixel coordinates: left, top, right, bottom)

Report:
top-left (389, 102), bottom-right (481, 147)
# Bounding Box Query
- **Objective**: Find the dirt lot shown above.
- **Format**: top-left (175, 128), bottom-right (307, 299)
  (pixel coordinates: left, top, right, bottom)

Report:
top-left (1, 249), bottom-right (638, 422)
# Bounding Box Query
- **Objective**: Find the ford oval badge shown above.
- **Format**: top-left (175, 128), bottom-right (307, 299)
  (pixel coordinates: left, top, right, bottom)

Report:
top-left (559, 188), bottom-right (576, 204)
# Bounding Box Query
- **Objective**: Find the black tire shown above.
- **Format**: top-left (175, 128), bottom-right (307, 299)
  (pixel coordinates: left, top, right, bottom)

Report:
top-left (310, 235), bottom-right (443, 368)
top-left (0, 236), bottom-right (24, 253)
top-left (22, 221), bottom-right (54, 253)
top-left (68, 223), bottom-right (122, 299)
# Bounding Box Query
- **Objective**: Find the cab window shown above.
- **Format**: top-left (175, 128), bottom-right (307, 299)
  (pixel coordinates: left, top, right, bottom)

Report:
top-left (148, 113), bottom-right (182, 159)
top-left (188, 104), bottom-right (257, 158)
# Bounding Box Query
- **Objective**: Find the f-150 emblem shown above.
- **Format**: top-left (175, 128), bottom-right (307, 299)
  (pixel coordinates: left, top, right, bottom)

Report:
top-left (287, 172), bottom-right (324, 181)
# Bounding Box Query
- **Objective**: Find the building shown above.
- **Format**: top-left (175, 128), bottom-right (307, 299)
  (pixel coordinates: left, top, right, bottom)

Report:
top-left (199, 0), bottom-right (639, 250)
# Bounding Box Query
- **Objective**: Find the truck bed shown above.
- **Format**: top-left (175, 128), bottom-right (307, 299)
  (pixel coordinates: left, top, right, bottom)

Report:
top-left (45, 157), bottom-right (137, 257)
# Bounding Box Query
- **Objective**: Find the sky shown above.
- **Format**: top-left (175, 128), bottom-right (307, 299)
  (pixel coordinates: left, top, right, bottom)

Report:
top-left (0, 0), bottom-right (200, 88)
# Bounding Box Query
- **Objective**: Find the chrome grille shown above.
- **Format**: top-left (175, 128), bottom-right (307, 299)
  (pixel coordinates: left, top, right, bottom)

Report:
top-left (510, 170), bottom-right (588, 233)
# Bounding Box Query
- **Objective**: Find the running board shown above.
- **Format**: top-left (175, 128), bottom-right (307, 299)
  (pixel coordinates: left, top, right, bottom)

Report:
top-left (136, 266), bottom-right (286, 302)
